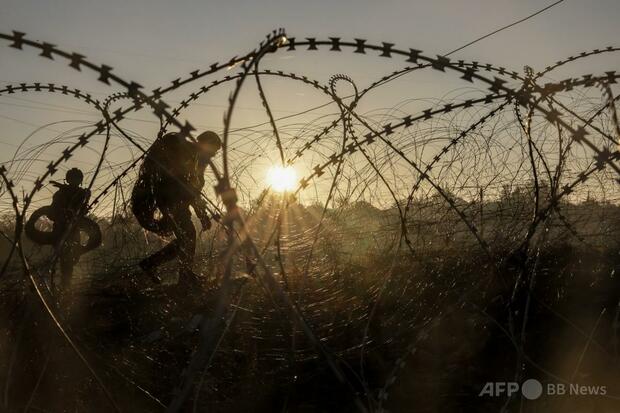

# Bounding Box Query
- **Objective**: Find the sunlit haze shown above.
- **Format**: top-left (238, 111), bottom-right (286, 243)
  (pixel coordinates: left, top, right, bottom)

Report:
top-left (266, 165), bottom-right (298, 192)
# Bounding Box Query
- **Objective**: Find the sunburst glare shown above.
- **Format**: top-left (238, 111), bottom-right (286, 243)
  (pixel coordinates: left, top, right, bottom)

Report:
top-left (266, 165), bottom-right (298, 192)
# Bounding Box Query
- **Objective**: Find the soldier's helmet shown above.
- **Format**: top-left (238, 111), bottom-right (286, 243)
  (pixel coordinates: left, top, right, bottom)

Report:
top-left (66, 168), bottom-right (84, 186)
top-left (196, 131), bottom-right (222, 156)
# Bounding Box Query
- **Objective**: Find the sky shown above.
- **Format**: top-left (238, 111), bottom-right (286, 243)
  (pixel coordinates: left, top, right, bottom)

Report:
top-left (0, 0), bottom-right (619, 208)
top-left (2, 0), bottom-right (619, 79)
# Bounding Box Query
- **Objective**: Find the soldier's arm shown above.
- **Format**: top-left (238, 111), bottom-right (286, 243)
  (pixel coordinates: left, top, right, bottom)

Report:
top-left (52, 189), bottom-right (62, 206)
top-left (79, 189), bottom-right (91, 215)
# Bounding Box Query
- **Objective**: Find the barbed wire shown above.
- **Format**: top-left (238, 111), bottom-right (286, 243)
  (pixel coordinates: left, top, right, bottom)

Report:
top-left (0, 29), bottom-right (619, 412)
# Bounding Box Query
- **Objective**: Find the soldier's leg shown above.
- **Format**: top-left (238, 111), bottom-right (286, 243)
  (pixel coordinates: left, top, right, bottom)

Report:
top-left (139, 205), bottom-right (181, 273)
top-left (170, 205), bottom-right (196, 279)
top-left (50, 220), bottom-right (69, 291)
top-left (59, 228), bottom-right (82, 290)
top-left (140, 241), bottom-right (179, 269)
top-left (59, 245), bottom-right (74, 290)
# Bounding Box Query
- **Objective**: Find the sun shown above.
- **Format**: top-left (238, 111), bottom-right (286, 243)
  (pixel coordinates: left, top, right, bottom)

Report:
top-left (267, 165), bottom-right (298, 192)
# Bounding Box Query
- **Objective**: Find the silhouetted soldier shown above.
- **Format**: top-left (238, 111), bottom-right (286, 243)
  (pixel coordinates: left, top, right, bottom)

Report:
top-left (26, 168), bottom-right (101, 293)
top-left (132, 131), bottom-right (221, 287)
top-left (49, 168), bottom-right (91, 288)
